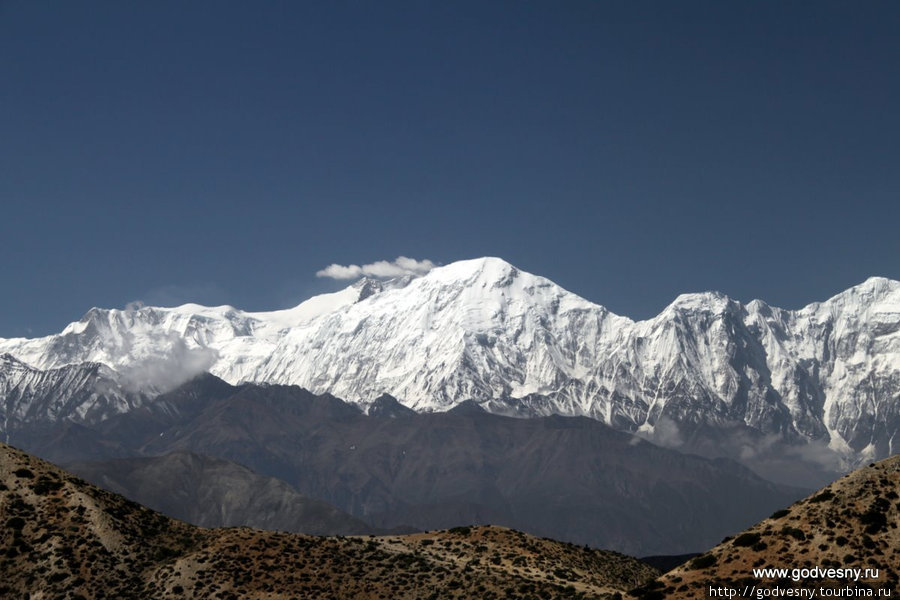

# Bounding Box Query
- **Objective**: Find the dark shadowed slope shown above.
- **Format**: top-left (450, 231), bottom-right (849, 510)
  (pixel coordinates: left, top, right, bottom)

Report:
top-left (8, 375), bottom-right (806, 555)
top-left (127, 380), bottom-right (805, 555)
top-left (68, 450), bottom-right (376, 536)
top-left (0, 442), bottom-right (658, 599)
top-left (6, 372), bottom-right (238, 464)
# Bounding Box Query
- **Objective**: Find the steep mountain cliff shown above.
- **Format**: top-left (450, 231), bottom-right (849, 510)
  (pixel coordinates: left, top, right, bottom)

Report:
top-left (1, 258), bottom-right (898, 477)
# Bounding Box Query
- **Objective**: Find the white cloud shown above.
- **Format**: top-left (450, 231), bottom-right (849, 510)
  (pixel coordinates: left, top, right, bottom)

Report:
top-left (118, 335), bottom-right (219, 392)
top-left (315, 264), bottom-right (364, 279)
top-left (316, 257), bottom-right (437, 280)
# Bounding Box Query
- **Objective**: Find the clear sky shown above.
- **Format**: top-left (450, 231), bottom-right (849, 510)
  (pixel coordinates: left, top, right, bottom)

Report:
top-left (1, 1), bottom-right (898, 336)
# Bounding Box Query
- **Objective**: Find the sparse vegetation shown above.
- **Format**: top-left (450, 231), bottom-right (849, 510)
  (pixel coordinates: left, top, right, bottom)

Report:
top-left (637, 455), bottom-right (900, 599)
top-left (689, 554), bottom-right (717, 569)
top-left (732, 533), bottom-right (760, 547)
top-left (780, 526), bottom-right (806, 541)
top-left (810, 490), bottom-right (835, 503)
top-left (0, 442), bottom-right (658, 599)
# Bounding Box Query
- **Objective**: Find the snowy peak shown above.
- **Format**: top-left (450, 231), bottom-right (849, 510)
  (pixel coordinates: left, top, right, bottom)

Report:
top-left (424, 257), bottom-right (573, 299)
top-left (0, 357), bottom-right (144, 432)
top-left (810, 275), bottom-right (898, 306)
top-left (837, 275), bottom-right (900, 298)
top-left (1, 259), bottom-right (898, 472)
top-left (662, 291), bottom-right (734, 315)
top-left (427, 256), bottom-right (510, 279)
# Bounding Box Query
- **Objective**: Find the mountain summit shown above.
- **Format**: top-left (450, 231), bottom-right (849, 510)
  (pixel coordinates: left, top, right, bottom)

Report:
top-left (1, 258), bottom-right (898, 478)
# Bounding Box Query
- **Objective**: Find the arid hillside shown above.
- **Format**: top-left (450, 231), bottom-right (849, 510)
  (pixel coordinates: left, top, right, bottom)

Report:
top-left (67, 450), bottom-right (377, 536)
top-left (631, 455), bottom-right (900, 599)
top-left (0, 442), bottom-right (657, 599)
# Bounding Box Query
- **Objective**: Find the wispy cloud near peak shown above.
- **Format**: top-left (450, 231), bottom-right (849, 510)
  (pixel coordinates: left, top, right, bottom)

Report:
top-left (316, 257), bottom-right (437, 280)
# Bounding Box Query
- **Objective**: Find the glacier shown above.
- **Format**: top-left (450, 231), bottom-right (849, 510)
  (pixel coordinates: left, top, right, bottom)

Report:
top-left (1, 257), bottom-right (898, 474)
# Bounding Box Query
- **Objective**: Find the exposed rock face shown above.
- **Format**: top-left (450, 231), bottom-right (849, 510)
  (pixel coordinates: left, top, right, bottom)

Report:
top-left (2, 259), bottom-right (898, 478)
top-left (0, 353), bottom-right (145, 435)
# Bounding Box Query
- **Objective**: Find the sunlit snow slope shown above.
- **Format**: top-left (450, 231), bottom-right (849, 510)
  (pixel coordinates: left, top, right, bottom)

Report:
top-left (1, 258), bottom-right (898, 466)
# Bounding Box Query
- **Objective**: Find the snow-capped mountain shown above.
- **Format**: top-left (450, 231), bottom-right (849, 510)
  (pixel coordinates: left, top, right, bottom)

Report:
top-left (0, 354), bottom-right (144, 439)
top-left (1, 258), bottom-right (898, 470)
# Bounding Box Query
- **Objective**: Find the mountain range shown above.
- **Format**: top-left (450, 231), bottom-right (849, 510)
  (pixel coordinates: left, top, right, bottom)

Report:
top-left (0, 442), bottom-right (661, 599)
top-left (7, 376), bottom-right (802, 555)
top-left (2, 258), bottom-right (898, 484)
top-left (67, 450), bottom-right (376, 536)
top-left (3, 438), bottom-right (896, 599)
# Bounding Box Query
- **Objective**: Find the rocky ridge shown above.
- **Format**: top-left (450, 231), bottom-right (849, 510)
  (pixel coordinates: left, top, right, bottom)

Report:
top-left (1, 258), bottom-right (898, 477)
top-left (634, 455), bottom-right (900, 599)
top-left (0, 442), bottom-right (658, 599)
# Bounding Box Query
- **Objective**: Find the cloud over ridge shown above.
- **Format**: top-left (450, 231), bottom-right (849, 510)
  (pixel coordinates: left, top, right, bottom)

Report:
top-left (316, 257), bottom-right (437, 280)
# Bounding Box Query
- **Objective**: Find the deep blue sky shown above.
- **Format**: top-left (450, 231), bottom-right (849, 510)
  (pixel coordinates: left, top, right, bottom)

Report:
top-left (2, 1), bottom-right (898, 336)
